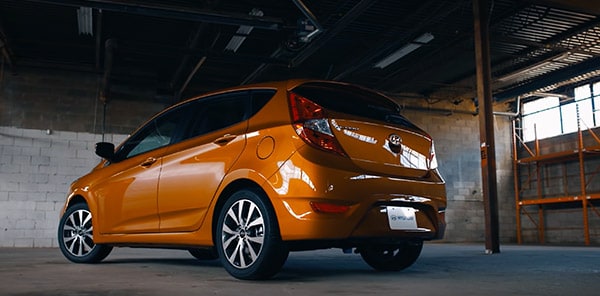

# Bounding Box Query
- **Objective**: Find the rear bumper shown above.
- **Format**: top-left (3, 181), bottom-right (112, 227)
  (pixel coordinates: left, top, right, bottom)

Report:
top-left (264, 148), bottom-right (446, 244)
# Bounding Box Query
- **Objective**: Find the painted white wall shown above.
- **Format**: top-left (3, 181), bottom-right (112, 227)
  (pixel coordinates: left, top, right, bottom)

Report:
top-left (0, 126), bottom-right (127, 247)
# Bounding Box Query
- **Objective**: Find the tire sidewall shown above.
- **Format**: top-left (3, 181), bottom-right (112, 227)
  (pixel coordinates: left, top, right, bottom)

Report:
top-left (216, 189), bottom-right (288, 280)
top-left (57, 203), bottom-right (111, 263)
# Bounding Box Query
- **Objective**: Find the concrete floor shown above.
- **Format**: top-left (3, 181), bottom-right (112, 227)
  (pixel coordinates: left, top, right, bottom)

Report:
top-left (0, 243), bottom-right (598, 295)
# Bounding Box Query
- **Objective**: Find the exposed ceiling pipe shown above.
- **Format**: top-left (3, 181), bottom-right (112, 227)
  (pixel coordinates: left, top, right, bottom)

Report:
top-left (493, 95), bottom-right (521, 117)
top-left (529, 92), bottom-right (572, 100)
top-left (291, 0), bottom-right (323, 42)
top-left (177, 56), bottom-right (206, 99)
top-left (290, 0), bottom-right (376, 68)
top-left (23, 0), bottom-right (284, 30)
top-left (100, 39), bottom-right (115, 103)
top-left (0, 23), bottom-right (15, 74)
top-left (95, 9), bottom-right (103, 69)
top-left (240, 0), bottom-right (325, 85)
top-left (176, 33), bottom-right (221, 100)
top-left (492, 91), bottom-right (573, 118)
top-left (170, 25), bottom-right (208, 91)
top-left (0, 39), bottom-right (13, 72)
top-left (402, 105), bottom-right (478, 116)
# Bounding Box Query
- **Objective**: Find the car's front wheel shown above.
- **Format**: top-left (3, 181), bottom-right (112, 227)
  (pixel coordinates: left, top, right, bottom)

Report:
top-left (360, 240), bottom-right (423, 271)
top-left (216, 189), bottom-right (289, 280)
top-left (57, 203), bottom-right (112, 263)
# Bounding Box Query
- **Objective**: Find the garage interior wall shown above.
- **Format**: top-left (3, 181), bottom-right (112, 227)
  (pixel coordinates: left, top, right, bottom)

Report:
top-left (0, 66), bottom-right (571, 247)
top-left (0, 67), bottom-right (163, 247)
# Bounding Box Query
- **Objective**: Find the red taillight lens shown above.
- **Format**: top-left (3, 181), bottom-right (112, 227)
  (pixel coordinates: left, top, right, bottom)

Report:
top-left (289, 92), bottom-right (326, 122)
top-left (289, 91), bottom-right (347, 156)
top-left (310, 201), bottom-right (350, 214)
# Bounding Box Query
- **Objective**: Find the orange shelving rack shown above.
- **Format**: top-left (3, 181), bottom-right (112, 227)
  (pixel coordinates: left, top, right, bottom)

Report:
top-left (513, 115), bottom-right (600, 245)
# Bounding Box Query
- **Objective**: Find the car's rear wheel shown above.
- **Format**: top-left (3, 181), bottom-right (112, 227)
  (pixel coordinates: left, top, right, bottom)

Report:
top-left (58, 203), bottom-right (112, 263)
top-left (216, 189), bottom-right (289, 280)
top-left (360, 240), bottom-right (423, 271)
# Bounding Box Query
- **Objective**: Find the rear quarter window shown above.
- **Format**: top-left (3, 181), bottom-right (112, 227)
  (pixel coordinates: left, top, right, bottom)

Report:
top-left (292, 82), bottom-right (419, 130)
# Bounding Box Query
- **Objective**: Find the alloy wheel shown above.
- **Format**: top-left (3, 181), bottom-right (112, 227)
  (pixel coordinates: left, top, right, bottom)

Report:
top-left (61, 208), bottom-right (95, 257)
top-left (221, 198), bottom-right (265, 269)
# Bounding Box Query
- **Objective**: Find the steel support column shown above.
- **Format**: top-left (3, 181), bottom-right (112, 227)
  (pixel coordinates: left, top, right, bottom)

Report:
top-left (473, 0), bottom-right (500, 254)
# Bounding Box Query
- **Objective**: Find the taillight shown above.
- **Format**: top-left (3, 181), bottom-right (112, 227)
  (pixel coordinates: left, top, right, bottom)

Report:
top-left (289, 92), bottom-right (347, 156)
top-left (310, 201), bottom-right (350, 214)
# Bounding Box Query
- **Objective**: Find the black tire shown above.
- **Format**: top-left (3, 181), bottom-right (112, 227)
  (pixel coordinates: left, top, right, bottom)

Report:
top-left (360, 241), bottom-right (423, 271)
top-left (188, 248), bottom-right (218, 260)
top-left (216, 189), bottom-right (289, 280)
top-left (57, 203), bottom-right (112, 263)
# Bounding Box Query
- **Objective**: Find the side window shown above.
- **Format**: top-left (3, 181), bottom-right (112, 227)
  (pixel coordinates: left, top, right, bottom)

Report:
top-left (251, 90), bottom-right (275, 116)
top-left (115, 105), bottom-right (187, 160)
top-left (184, 92), bottom-right (250, 140)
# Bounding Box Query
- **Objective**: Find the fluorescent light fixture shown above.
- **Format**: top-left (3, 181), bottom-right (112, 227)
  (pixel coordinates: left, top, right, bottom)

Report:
top-left (496, 61), bottom-right (553, 82)
top-left (77, 7), bottom-right (93, 36)
top-left (224, 8), bottom-right (263, 52)
top-left (373, 33), bottom-right (434, 69)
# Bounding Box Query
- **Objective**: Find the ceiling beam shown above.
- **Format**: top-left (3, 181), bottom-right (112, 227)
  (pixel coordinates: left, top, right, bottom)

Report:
top-left (241, 0), bottom-right (376, 85)
top-left (418, 8), bottom-right (600, 101)
top-left (22, 0), bottom-right (284, 30)
top-left (495, 36), bottom-right (600, 57)
top-left (331, 1), bottom-right (461, 81)
top-left (494, 56), bottom-right (600, 100)
top-left (525, 0), bottom-right (600, 15)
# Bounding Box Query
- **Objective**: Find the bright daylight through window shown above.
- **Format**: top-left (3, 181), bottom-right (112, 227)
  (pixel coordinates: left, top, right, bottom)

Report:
top-left (521, 81), bottom-right (600, 142)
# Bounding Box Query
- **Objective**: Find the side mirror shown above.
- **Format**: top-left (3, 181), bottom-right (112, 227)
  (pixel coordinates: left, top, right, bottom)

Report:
top-left (95, 142), bottom-right (115, 161)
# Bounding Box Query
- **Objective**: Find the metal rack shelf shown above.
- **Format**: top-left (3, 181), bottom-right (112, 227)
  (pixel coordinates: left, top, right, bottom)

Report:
top-left (513, 120), bottom-right (600, 245)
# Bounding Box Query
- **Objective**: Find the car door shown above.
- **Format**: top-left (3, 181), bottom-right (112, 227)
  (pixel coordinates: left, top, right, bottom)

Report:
top-left (95, 105), bottom-right (186, 234)
top-left (157, 91), bottom-right (251, 232)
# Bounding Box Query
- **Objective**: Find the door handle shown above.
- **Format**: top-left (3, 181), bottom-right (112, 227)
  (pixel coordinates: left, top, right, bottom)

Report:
top-left (214, 134), bottom-right (237, 146)
top-left (140, 157), bottom-right (157, 167)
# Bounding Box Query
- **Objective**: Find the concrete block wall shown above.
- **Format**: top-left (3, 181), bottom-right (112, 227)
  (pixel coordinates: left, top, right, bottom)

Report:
top-left (401, 102), bottom-right (516, 243)
top-left (0, 126), bottom-right (127, 247)
top-left (0, 66), bottom-right (163, 247)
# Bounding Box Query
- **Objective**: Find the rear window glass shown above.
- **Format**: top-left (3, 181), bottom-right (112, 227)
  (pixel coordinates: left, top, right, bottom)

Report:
top-left (292, 82), bottom-right (418, 129)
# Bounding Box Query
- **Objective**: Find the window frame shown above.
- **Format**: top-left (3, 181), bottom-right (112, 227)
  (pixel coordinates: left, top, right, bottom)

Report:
top-left (113, 103), bottom-right (191, 161)
top-left (520, 80), bottom-right (600, 142)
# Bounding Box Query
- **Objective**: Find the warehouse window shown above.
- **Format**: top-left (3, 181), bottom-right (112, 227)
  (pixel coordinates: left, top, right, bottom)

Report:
top-left (521, 81), bottom-right (600, 142)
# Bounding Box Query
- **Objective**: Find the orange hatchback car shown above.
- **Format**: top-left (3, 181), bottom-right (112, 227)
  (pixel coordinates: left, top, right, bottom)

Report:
top-left (58, 79), bottom-right (446, 280)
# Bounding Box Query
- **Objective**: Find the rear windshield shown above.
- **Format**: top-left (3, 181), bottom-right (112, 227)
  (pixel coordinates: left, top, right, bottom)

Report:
top-left (292, 82), bottom-right (418, 129)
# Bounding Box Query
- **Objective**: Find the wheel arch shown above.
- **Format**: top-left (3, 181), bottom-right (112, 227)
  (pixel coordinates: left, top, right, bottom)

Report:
top-left (61, 191), bottom-right (102, 236)
top-left (66, 195), bottom-right (87, 208)
top-left (211, 179), bottom-right (282, 246)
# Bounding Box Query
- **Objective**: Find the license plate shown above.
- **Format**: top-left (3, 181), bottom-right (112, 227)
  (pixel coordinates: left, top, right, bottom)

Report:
top-left (387, 206), bottom-right (418, 230)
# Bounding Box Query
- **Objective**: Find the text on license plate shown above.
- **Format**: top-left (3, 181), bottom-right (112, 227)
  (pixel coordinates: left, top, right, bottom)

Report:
top-left (387, 206), bottom-right (418, 230)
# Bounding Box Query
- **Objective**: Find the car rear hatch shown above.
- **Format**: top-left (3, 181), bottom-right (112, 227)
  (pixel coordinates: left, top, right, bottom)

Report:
top-left (330, 118), bottom-right (433, 178)
top-left (289, 81), bottom-right (436, 179)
